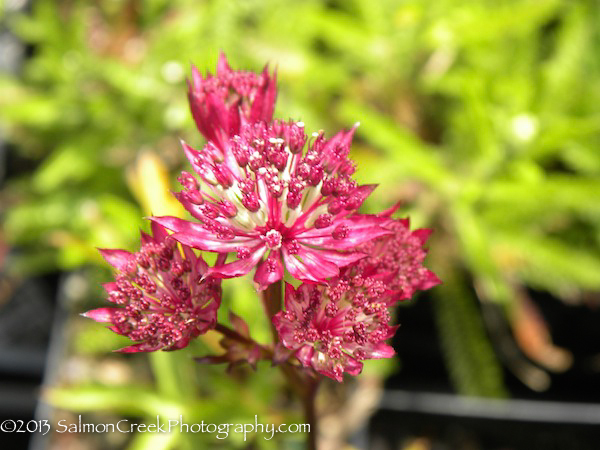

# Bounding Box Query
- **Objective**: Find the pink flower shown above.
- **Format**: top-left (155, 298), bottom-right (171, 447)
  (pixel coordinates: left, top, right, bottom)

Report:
top-left (273, 277), bottom-right (398, 382)
top-left (83, 222), bottom-right (221, 353)
top-left (188, 52), bottom-right (277, 150)
top-left (272, 216), bottom-right (440, 381)
top-left (152, 119), bottom-right (391, 290)
top-left (356, 217), bottom-right (441, 300)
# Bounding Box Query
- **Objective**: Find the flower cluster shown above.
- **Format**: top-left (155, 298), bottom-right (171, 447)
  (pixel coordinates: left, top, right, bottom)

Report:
top-left (153, 118), bottom-right (389, 290)
top-left (273, 277), bottom-right (396, 382)
top-left (355, 217), bottom-right (440, 299)
top-left (188, 52), bottom-right (277, 151)
top-left (85, 54), bottom-right (439, 381)
top-left (273, 217), bottom-right (440, 380)
top-left (83, 223), bottom-right (220, 352)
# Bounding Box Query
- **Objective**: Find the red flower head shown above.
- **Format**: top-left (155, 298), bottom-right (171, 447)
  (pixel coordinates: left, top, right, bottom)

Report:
top-left (273, 277), bottom-right (398, 382)
top-left (356, 216), bottom-right (441, 300)
top-left (152, 119), bottom-right (391, 290)
top-left (272, 215), bottom-right (440, 382)
top-left (188, 52), bottom-right (277, 150)
top-left (83, 222), bottom-right (221, 353)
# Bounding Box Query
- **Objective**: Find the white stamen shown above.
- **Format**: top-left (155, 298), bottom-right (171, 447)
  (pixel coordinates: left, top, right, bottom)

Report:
top-left (284, 206), bottom-right (302, 227)
top-left (303, 203), bottom-right (329, 229)
top-left (302, 181), bottom-right (323, 210)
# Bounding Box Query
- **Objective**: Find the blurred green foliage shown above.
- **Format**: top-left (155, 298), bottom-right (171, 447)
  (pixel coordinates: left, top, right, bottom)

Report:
top-left (1, 0), bottom-right (600, 446)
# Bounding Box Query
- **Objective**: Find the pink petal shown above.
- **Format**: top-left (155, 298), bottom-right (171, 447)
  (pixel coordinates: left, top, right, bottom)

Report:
top-left (283, 282), bottom-right (298, 311)
top-left (140, 230), bottom-right (153, 245)
top-left (283, 246), bottom-right (339, 283)
top-left (102, 282), bottom-right (119, 293)
top-left (190, 64), bottom-right (203, 89)
top-left (249, 84), bottom-right (266, 123)
top-left (150, 221), bottom-right (170, 242)
top-left (81, 308), bottom-right (117, 323)
top-left (412, 228), bottom-right (433, 245)
top-left (115, 343), bottom-right (160, 353)
top-left (194, 254), bottom-right (209, 276)
top-left (150, 216), bottom-right (257, 252)
top-left (98, 248), bottom-right (134, 272)
top-left (364, 343), bottom-right (396, 359)
top-left (296, 221), bottom-right (391, 250)
top-left (381, 325), bottom-right (400, 340)
top-left (173, 191), bottom-right (207, 222)
top-left (296, 345), bottom-right (315, 367)
top-left (343, 356), bottom-right (364, 376)
top-left (167, 337), bottom-right (191, 351)
top-left (208, 246), bottom-right (266, 279)
top-left (346, 184), bottom-right (377, 210)
top-left (250, 66), bottom-right (277, 123)
top-left (253, 250), bottom-right (284, 290)
top-left (205, 92), bottom-right (230, 136)
top-left (188, 92), bottom-right (219, 145)
top-left (416, 269), bottom-right (442, 291)
top-left (306, 247), bottom-right (367, 268)
top-left (226, 102), bottom-right (241, 137)
top-left (216, 51), bottom-right (232, 75)
top-left (379, 201), bottom-right (403, 218)
top-left (171, 231), bottom-right (255, 253)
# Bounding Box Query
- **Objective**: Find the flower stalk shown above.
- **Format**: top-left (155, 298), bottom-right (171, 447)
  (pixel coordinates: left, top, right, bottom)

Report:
top-left (262, 279), bottom-right (283, 342)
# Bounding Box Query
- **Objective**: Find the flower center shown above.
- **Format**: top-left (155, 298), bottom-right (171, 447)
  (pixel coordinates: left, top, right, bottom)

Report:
top-left (264, 229), bottom-right (283, 250)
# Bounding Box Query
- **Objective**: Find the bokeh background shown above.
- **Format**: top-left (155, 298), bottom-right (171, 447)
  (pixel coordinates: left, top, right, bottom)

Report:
top-left (1, 0), bottom-right (600, 449)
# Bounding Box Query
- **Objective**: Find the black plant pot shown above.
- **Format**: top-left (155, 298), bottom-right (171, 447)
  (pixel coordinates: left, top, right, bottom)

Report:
top-left (368, 294), bottom-right (600, 450)
top-left (0, 274), bottom-right (60, 449)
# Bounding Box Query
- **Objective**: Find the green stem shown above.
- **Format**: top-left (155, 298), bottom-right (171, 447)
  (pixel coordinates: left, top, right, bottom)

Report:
top-left (262, 279), bottom-right (283, 342)
top-left (301, 377), bottom-right (319, 450)
top-left (218, 281), bottom-right (319, 448)
top-left (262, 281), bottom-right (319, 448)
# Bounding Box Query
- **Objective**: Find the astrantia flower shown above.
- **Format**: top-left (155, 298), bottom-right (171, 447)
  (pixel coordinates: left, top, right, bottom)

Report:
top-left (152, 119), bottom-right (391, 289)
top-left (83, 223), bottom-right (221, 353)
top-left (356, 217), bottom-right (441, 300)
top-left (272, 215), bottom-right (440, 381)
top-left (273, 277), bottom-right (398, 382)
top-left (188, 52), bottom-right (277, 150)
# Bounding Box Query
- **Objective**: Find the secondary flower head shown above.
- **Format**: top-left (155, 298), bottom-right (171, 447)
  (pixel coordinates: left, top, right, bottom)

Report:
top-left (273, 215), bottom-right (440, 381)
top-left (273, 275), bottom-right (398, 382)
top-left (83, 222), bottom-right (221, 353)
top-left (356, 217), bottom-right (441, 300)
top-left (153, 119), bottom-right (391, 290)
top-left (188, 52), bottom-right (277, 150)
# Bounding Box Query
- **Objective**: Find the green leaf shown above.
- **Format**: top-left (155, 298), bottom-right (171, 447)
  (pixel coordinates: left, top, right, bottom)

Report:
top-left (337, 99), bottom-right (451, 188)
top-left (493, 232), bottom-right (600, 294)
top-left (47, 385), bottom-right (184, 417)
top-left (33, 145), bottom-right (95, 192)
top-left (432, 266), bottom-right (507, 398)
